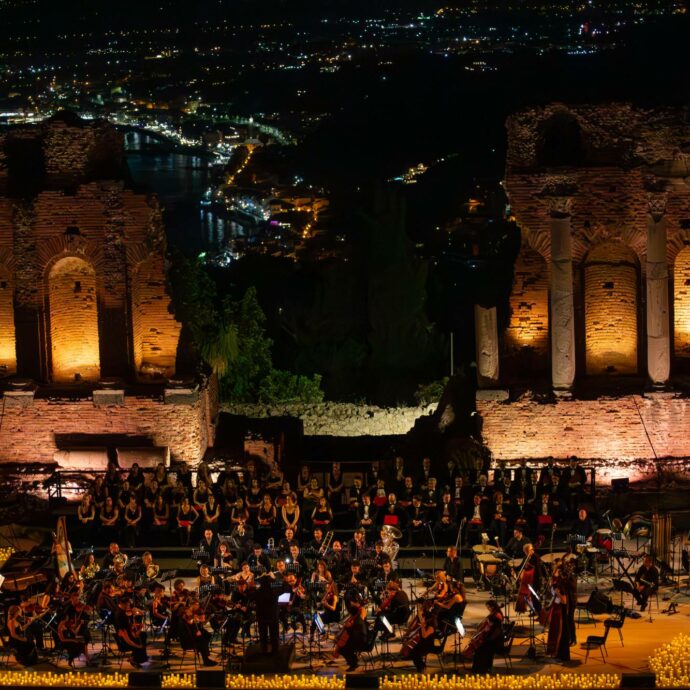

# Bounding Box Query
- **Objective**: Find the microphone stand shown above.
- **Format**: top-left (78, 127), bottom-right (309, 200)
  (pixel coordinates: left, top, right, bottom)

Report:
top-left (427, 523), bottom-right (437, 576)
top-left (456, 518), bottom-right (467, 584)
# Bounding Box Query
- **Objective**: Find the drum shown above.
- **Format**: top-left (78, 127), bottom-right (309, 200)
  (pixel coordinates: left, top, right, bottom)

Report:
top-left (507, 558), bottom-right (523, 569)
top-left (477, 554), bottom-right (501, 578)
top-left (472, 545), bottom-right (495, 555)
top-left (594, 529), bottom-right (613, 551)
top-left (541, 552), bottom-right (566, 565)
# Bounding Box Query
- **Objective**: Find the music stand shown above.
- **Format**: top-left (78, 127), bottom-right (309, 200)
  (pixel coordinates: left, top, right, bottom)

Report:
top-left (377, 615), bottom-right (395, 669)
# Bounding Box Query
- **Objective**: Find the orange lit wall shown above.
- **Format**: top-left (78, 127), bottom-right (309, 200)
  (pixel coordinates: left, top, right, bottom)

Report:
top-left (584, 243), bottom-right (638, 375)
top-left (674, 246), bottom-right (690, 358)
top-left (48, 257), bottom-right (100, 382)
top-left (131, 257), bottom-right (181, 378)
top-left (504, 247), bottom-right (549, 357)
top-left (0, 265), bottom-right (16, 375)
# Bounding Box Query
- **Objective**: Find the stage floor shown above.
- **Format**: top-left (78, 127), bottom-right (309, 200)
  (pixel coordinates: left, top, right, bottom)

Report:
top-left (15, 572), bottom-right (690, 679)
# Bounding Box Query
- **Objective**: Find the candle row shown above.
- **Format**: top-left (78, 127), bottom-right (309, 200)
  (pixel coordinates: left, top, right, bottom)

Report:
top-left (380, 674), bottom-right (620, 690)
top-left (648, 632), bottom-right (690, 688)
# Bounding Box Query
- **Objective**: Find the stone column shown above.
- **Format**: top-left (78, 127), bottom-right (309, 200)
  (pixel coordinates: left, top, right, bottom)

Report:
top-left (646, 188), bottom-right (670, 386)
top-left (546, 195), bottom-right (576, 391)
top-left (474, 304), bottom-right (499, 388)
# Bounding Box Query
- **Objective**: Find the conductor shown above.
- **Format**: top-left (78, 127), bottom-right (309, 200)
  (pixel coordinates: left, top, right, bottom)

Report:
top-left (252, 574), bottom-right (280, 654)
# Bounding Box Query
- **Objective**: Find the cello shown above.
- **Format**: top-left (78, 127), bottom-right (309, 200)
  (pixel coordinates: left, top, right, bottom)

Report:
top-left (333, 603), bottom-right (366, 657)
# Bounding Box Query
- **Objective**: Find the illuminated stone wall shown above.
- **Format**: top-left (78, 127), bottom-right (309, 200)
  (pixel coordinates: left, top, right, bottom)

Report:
top-left (584, 242), bottom-right (639, 375)
top-left (673, 246), bottom-right (690, 358)
top-left (504, 246), bottom-right (549, 373)
top-left (478, 393), bottom-right (690, 482)
top-left (48, 257), bottom-right (100, 382)
top-left (0, 263), bottom-right (16, 375)
top-left (131, 256), bottom-right (180, 378)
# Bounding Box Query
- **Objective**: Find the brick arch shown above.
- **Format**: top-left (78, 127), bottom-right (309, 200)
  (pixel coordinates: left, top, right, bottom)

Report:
top-left (584, 241), bottom-right (639, 375)
top-left (673, 245), bottom-right (690, 358)
top-left (47, 255), bottom-right (100, 382)
top-left (38, 231), bottom-right (107, 279)
top-left (505, 246), bottom-right (550, 363)
top-left (0, 263), bottom-right (17, 375)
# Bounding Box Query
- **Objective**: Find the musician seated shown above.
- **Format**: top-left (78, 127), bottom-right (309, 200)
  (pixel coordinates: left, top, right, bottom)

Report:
top-left (407, 606), bottom-right (438, 673)
top-left (310, 577), bottom-right (340, 641)
top-left (327, 540), bottom-right (347, 581)
top-left (505, 527), bottom-right (529, 560)
top-left (141, 551), bottom-right (159, 580)
top-left (18, 592), bottom-right (46, 653)
top-left (179, 605), bottom-right (218, 666)
top-left (469, 599), bottom-right (504, 674)
top-left (306, 527), bottom-right (326, 557)
top-left (571, 507), bottom-right (595, 543)
top-left (374, 581), bottom-right (409, 640)
top-left (113, 597), bottom-right (148, 667)
top-left (287, 543), bottom-right (309, 575)
top-left (102, 542), bottom-right (125, 570)
top-left (233, 562), bottom-right (255, 586)
top-left (381, 559), bottom-right (400, 585)
top-left (281, 572), bottom-right (307, 634)
top-left (7, 605), bottom-right (39, 666)
top-left (248, 543), bottom-right (271, 574)
top-left (443, 546), bottom-right (463, 583)
top-left (277, 527), bottom-right (298, 556)
top-left (347, 528), bottom-right (368, 563)
top-left (435, 579), bottom-right (467, 634)
top-left (335, 595), bottom-right (368, 672)
top-left (57, 613), bottom-right (89, 666)
top-left (96, 582), bottom-right (118, 623)
top-left (224, 578), bottom-right (252, 646)
top-left (635, 555), bottom-right (659, 611)
top-left (150, 584), bottom-right (170, 630)
top-left (215, 541), bottom-right (234, 569)
top-left (197, 564), bottom-right (217, 594)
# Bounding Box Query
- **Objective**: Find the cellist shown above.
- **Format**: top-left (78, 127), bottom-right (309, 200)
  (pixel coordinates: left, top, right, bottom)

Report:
top-left (333, 593), bottom-right (368, 672)
top-left (515, 543), bottom-right (542, 614)
top-left (464, 599), bottom-right (504, 673)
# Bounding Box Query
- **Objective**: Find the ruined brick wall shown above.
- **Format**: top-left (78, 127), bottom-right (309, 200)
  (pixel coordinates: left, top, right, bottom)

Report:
top-left (48, 256), bottom-right (100, 382)
top-left (583, 242), bottom-right (639, 375)
top-left (503, 104), bottom-right (690, 379)
top-left (673, 246), bottom-right (690, 358)
top-left (131, 256), bottom-right (180, 377)
top-left (0, 263), bottom-right (16, 375)
top-left (0, 391), bottom-right (211, 465)
top-left (503, 246), bottom-right (549, 373)
top-left (478, 393), bottom-right (690, 481)
top-left (0, 116), bottom-right (181, 383)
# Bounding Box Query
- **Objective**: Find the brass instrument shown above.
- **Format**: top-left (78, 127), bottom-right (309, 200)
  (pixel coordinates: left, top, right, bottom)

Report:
top-left (381, 525), bottom-right (401, 564)
top-left (319, 530), bottom-right (334, 556)
top-left (267, 537), bottom-right (275, 552)
top-left (112, 553), bottom-right (128, 568)
top-left (146, 564), bottom-right (160, 579)
top-left (83, 563), bottom-right (100, 579)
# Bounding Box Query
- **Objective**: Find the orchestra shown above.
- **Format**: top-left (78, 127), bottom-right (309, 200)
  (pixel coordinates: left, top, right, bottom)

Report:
top-left (4, 457), bottom-right (670, 678)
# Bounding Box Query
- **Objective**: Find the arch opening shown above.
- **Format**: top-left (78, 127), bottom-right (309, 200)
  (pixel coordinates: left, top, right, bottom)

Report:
top-left (48, 256), bottom-right (100, 382)
top-left (0, 265), bottom-right (16, 376)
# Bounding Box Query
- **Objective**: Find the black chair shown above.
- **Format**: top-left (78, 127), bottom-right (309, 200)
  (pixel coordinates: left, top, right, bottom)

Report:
top-left (359, 629), bottom-right (378, 671)
top-left (178, 643), bottom-right (201, 671)
top-left (430, 634), bottom-right (449, 672)
top-left (604, 607), bottom-right (626, 646)
top-left (583, 624), bottom-right (610, 663)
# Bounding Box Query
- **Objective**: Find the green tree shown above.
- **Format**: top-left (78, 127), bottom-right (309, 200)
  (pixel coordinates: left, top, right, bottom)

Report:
top-left (362, 191), bottom-right (447, 404)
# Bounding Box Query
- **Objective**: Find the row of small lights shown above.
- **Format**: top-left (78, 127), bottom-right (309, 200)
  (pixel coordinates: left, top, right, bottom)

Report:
top-left (0, 669), bottom-right (636, 689)
top-left (649, 633), bottom-right (690, 688)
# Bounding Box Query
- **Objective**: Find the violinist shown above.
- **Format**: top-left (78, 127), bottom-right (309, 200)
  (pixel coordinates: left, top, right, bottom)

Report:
top-left (170, 579), bottom-right (191, 640)
top-left (281, 572), bottom-right (307, 635)
top-left (96, 581), bottom-right (118, 622)
top-left (374, 580), bottom-right (409, 641)
top-left (64, 592), bottom-right (93, 647)
top-left (179, 605), bottom-right (218, 666)
top-left (57, 612), bottom-right (89, 666)
top-left (467, 599), bottom-right (504, 673)
top-left (429, 570), bottom-right (450, 601)
top-left (225, 578), bottom-right (252, 647)
top-left (150, 584), bottom-right (171, 630)
top-left (113, 597), bottom-right (148, 668)
top-left (310, 575), bottom-right (340, 642)
top-left (18, 592), bottom-right (47, 653)
top-left (7, 605), bottom-right (38, 666)
top-left (334, 593), bottom-right (368, 672)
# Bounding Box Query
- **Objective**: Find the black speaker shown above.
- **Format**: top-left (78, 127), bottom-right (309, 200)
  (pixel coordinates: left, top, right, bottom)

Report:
top-left (612, 477), bottom-right (629, 493)
top-left (197, 670), bottom-right (226, 688)
top-left (621, 673), bottom-right (655, 688)
top-left (589, 589), bottom-right (613, 615)
top-left (241, 643), bottom-right (295, 672)
top-left (346, 674), bottom-right (380, 689)
top-left (128, 672), bottom-right (161, 687)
